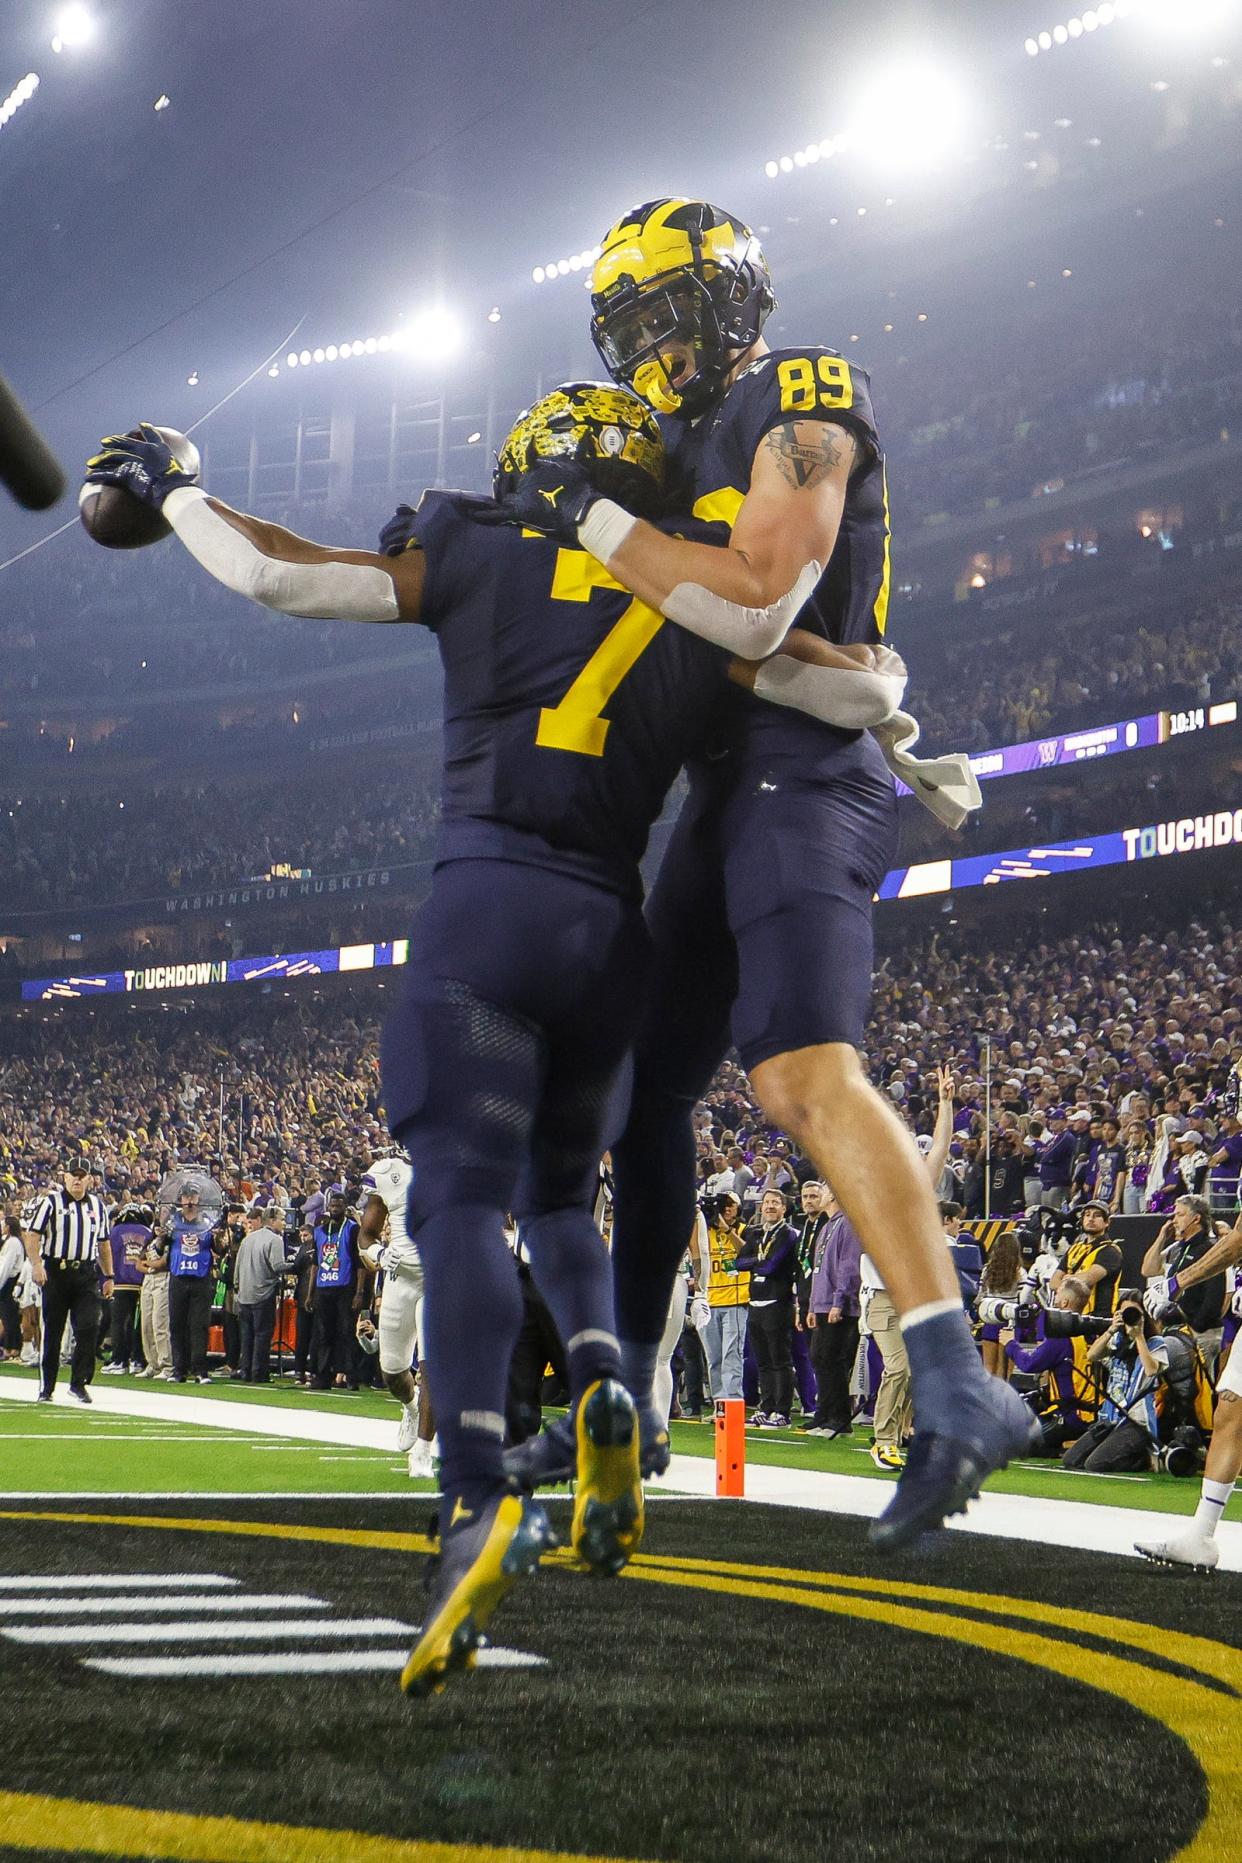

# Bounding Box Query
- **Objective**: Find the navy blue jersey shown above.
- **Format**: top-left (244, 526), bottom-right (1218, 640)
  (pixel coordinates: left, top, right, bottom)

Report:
top-left (660, 346), bottom-right (890, 772)
top-left (411, 491), bottom-right (731, 896)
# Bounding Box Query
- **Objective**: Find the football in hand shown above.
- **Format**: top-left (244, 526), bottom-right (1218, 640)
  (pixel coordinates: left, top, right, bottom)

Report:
top-left (78, 426), bottom-right (200, 549)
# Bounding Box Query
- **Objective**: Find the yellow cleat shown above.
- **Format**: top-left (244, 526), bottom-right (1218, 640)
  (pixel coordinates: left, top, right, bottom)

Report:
top-left (571, 1378), bottom-right (645, 1576)
top-left (400, 1488), bottom-right (555, 1698)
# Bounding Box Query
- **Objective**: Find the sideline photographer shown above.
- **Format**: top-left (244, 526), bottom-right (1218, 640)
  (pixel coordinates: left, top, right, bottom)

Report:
top-left (692, 1190), bottom-right (749, 1403)
top-left (1000, 1276), bottom-right (1097, 1457)
top-left (1062, 1292), bottom-right (1168, 1473)
top-left (1053, 1201), bottom-right (1122, 1317)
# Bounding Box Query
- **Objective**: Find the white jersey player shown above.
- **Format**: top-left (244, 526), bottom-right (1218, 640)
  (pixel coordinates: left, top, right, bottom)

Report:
top-left (359, 1154), bottom-right (437, 1479)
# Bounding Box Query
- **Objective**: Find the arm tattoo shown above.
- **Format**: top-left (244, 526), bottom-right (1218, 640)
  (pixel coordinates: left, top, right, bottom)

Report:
top-left (762, 420), bottom-right (857, 491)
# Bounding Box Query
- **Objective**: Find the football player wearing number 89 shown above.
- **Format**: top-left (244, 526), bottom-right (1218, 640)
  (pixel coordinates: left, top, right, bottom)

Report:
top-left (82, 383), bottom-right (897, 1693)
top-left (488, 197), bottom-right (1038, 1550)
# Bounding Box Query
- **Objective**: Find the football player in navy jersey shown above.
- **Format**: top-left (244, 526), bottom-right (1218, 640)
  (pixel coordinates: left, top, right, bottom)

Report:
top-left (84, 384), bottom-right (900, 1689)
top-left (487, 198), bottom-right (1038, 1551)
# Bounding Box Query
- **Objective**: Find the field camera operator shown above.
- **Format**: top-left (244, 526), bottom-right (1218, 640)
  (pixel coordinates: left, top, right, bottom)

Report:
top-left (692, 1189), bottom-right (749, 1404)
top-left (1052, 1200), bottom-right (1122, 1317)
top-left (999, 1276), bottom-right (1097, 1457)
top-left (1062, 1292), bottom-right (1168, 1473)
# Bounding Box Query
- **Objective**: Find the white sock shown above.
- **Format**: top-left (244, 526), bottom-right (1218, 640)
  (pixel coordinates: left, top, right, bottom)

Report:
top-left (1192, 1478), bottom-right (1234, 1539)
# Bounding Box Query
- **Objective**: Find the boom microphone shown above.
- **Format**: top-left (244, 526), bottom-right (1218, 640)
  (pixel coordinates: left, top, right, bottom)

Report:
top-left (0, 371), bottom-right (65, 510)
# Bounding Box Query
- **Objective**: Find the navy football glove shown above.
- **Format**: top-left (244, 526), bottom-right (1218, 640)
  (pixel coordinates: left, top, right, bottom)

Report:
top-left (84, 422), bottom-right (197, 512)
top-left (473, 460), bottom-right (602, 545)
top-left (378, 502), bottom-right (419, 557)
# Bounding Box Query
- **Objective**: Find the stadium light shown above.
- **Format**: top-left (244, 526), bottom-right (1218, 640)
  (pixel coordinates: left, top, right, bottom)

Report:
top-left (531, 245), bottom-right (602, 286)
top-left (1141, 0), bottom-right (1234, 30)
top-left (846, 61), bottom-right (971, 171)
top-left (397, 306), bottom-right (463, 361)
top-left (1023, 3), bottom-right (1165, 55)
top-left (50, 4), bottom-right (95, 51)
top-left (0, 73), bottom-right (40, 130)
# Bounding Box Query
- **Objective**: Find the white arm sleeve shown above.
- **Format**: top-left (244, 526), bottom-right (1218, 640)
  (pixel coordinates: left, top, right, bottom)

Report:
top-left (165, 486), bottom-right (399, 621)
top-left (662, 559), bottom-right (822, 657)
top-left (752, 653), bottom-right (907, 730)
top-left (577, 495), bottom-right (819, 655)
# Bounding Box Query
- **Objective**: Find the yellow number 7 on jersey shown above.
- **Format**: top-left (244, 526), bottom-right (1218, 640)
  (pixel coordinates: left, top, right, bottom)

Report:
top-left (535, 547), bottom-right (665, 757)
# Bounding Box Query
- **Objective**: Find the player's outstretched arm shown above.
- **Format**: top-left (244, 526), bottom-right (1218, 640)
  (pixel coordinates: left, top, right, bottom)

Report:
top-left (166, 491), bottom-right (425, 622)
top-left (82, 424), bottom-right (423, 621)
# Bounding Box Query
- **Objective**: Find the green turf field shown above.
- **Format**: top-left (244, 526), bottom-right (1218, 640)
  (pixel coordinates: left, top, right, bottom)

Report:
top-left (0, 1495), bottom-right (1232, 1862)
top-left (0, 1361), bottom-right (1213, 1516)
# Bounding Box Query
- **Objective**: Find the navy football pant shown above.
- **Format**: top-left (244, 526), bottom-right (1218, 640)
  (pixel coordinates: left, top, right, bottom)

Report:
top-left (613, 746), bottom-right (896, 1357)
top-left (384, 859), bottom-right (649, 1496)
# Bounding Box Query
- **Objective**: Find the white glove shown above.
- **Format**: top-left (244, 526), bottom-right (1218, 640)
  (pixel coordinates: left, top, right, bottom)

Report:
top-left (358, 1241), bottom-right (387, 1273)
top-left (871, 710), bottom-right (982, 831)
top-left (1144, 1275), bottom-right (1175, 1316)
top-left (689, 1295), bottom-right (711, 1333)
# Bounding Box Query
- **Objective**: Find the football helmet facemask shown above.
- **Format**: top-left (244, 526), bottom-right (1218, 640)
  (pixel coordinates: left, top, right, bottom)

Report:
top-left (493, 382), bottom-right (665, 517)
top-left (590, 198), bottom-right (775, 417)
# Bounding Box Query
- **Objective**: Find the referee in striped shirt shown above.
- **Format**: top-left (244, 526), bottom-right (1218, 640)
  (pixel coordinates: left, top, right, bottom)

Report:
top-left (21, 1156), bottom-right (113, 1403)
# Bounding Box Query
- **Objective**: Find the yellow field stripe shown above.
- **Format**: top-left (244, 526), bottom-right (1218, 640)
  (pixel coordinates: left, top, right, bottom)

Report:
top-left (0, 1790), bottom-right (641, 1863)
top-left (626, 1550), bottom-right (1242, 1692)
top-left (621, 1562), bottom-right (1240, 1863)
top-left (0, 1509), bottom-right (436, 1556)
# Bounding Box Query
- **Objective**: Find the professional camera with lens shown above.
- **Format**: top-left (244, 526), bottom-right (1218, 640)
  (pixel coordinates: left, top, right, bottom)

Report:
top-left (699, 1192), bottom-right (736, 1228)
top-left (976, 1295), bottom-right (1040, 1331)
top-left (1039, 1307), bottom-right (1115, 1342)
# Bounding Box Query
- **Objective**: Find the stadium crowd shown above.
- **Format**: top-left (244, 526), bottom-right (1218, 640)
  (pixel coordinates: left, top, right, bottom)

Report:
top-left (886, 280), bottom-right (1242, 529)
top-left (3, 573), bottom-right (1239, 914)
top-left (3, 913), bottom-right (1238, 1490)
top-left (1, 774), bottom-right (441, 910)
top-left (905, 580), bottom-right (1242, 752)
top-left (2, 911), bottom-right (1237, 1217)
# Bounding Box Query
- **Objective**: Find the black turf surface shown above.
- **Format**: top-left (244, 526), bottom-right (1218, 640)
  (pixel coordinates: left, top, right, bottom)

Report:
top-left (0, 1497), bottom-right (1232, 1862)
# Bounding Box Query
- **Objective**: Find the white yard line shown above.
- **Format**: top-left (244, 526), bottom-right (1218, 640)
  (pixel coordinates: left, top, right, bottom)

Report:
top-left (0, 1592), bottom-right (324, 1617)
top-left (85, 1647), bottom-right (545, 1679)
top-left (0, 1432), bottom-right (275, 1443)
top-left (4, 1615), bottom-right (416, 1646)
top-left (0, 1574), bottom-right (237, 1591)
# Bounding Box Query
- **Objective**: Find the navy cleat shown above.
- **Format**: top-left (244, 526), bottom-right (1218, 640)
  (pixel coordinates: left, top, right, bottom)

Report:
top-left (503, 1400), bottom-right (669, 1493)
top-left (503, 1414), bottom-right (576, 1491)
top-left (572, 1378), bottom-right (644, 1576)
top-left (400, 1486), bottom-right (555, 1698)
top-left (869, 1378), bottom-right (1040, 1554)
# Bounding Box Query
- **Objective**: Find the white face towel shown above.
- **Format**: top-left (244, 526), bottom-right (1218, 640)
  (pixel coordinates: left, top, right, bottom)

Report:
top-left (872, 709), bottom-right (983, 832)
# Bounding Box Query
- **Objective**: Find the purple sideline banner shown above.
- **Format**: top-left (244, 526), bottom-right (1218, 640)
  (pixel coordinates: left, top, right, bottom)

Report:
top-left (24, 799), bottom-right (1242, 1000)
